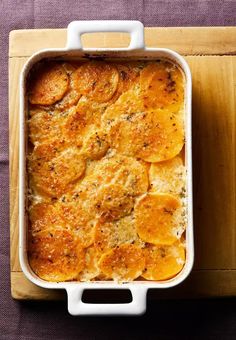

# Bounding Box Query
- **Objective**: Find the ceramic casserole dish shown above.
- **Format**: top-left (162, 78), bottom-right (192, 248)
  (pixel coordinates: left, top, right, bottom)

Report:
top-left (19, 20), bottom-right (194, 315)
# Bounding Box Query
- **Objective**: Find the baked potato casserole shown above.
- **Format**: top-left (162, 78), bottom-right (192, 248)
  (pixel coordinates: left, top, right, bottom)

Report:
top-left (27, 59), bottom-right (186, 282)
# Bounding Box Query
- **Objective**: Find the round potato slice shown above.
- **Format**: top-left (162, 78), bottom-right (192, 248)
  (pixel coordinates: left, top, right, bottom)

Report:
top-left (54, 63), bottom-right (82, 110)
top-left (28, 109), bottom-right (67, 145)
top-left (76, 98), bottom-right (106, 125)
top-left (78, 246), bottom-right (101, 281)
top-left (87, 154), bottom-right (148, 196)
top-left (28, 138), bottom-right (67, 165)
top-left (116, 63), bottom-right (139, 92)
top-left (108, 63), bottom-right (140, 102)
top-left (140, 62), bottom-right (184, 112)
top-left (74, 61), bottom-right (119, 103)
top-left (81, 128), bottom-right (109, 160)
top-left (102, 87), bottom-right (144, 128)
top-left (113, 156), bottom-right (149, 195)
top-left (28, 229), bottom-right (85, 282)
top-left (29, 100), bottom-right (102, 147)
top-left (134, 193), bottom-right (185, 245)
top-left (109, 109), bottom-right (184, 162)
top-left (57, 193), bottom-right (96, 248)
top-left (49, 147), bottom-right (85, 183)
top-left (29, 146), bottom-right (86, 198)
top-left (29, 63), bottom-right (69, 105)
top-left (29, 202), bottom-right (66, 234)
top-left (142, 241), bottom-right (185, 280)
top-left (63, 105), bottom-right (88, 146)
top-left (63, 99), bottom-right (105, 146)
top-left (94, 215), bottom-right (142, 252)
top-left (98, 244), bottom-right (145, 281)
top-left (149, 155), bottom-right (186, 195)
top-left (94, 183), bottom-right (135, 222)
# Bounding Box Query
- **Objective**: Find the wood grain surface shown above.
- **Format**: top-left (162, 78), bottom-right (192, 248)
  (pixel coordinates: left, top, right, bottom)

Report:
top-left (9, 27), bottom-right (236, 300)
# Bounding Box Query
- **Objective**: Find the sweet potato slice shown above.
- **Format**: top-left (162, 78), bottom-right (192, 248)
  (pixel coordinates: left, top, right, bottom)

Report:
top-left (107, 63), bottom-right (140, 102)
top-left (94, 215), bottom-right (141, 252)
top-left (28, 138), bottom-right (67, 164)
top-left (29, 99), bottom-right (103, 146)
top-left (57, 189), bottom-right (97, 248)
top-left (28, 229), bottom-right (85, 282)
top-left (116, 63), bottom-right (139, 93)
top-left (142, 241), bottom-right (185, 280)
top-left (102, 87), bottom-right (144, 127)
top-left (99, 244), bottom-right (145, 281)
top-left (140, 62), bottom-right (184, 112)
top-left (28, 109), bottom-right (67, 145)
top-left (62, 99), bottom-right (105, 147)
top-left (134, 193), bottom-right (185, 245)
top-left (109, 109), bottom-right (184, 162)
top-left (29, 202), bottom-right (65, 234)
top-left (94, 183), bottom-right (135, 222)
top-left (87, 154), bottom-right (148, 196)
top-left (149, 155), bottom-right (186, 195)
top-left (78, 246), bottom-right (101, 281)
top-left (81, 128), bottom-right (109, 160)
top-left (54, 63), bottom-right (82, 110)
top-left (29, 145), bottom-right (86, 198)
top-left (29, 63), bottom-right (69, 105)
top-left (74, 61), bottom-right (119, 103)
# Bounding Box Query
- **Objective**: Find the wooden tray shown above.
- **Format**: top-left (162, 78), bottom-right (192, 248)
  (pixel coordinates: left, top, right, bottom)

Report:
top-left (9, 27), bottom-right (236, 300)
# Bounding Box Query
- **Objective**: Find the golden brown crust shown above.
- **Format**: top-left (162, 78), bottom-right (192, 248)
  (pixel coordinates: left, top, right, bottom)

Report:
top-left (74, 61), bottom-right (119, 103)
top-left (94, 215), bottom-right (142, 253)
top-left (98, 244), bottom-right (145, 281)
top-left (142, 241), bottom-right (185, 280)
top-left (86, 154), bottom-right (149, 196)
top-left (29, 143), bottom-right (86, 198)
top-left (54, 63), bottom-right (82, 110)
top-left (94, 183), bottom-right (135, 222)
top-left (54, 179), bottom-right (102, 247)
top-left (28, 229), bottom-right (85, 282)
top-left (78, 246), bottom-right (101, 281)
top-left (29, 202), bottom-right (66, 234)
top-left (28, 109), bottom-right (66, 145)
top-left (81, 128), bottom-right (109, 160)
top-left (108, 109), bottom-right (184, 162)
top-left (134, 193), bottom-right (185, 245)
top-left (27, 60), bottom-right (186, 283)
top-left (29, 63), bottom-right (69, 105)
top-left (149, 156), bottom-right (185, 196)
top-left (140, 62), bottom-right (184, 112)
top-left (108, 62), bottom-right (140, 102)
top-left (102, 87), bottom-right (144, 126)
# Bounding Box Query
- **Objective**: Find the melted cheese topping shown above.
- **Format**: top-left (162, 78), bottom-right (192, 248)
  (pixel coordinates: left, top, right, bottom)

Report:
top-left (27, 60), bottom-right (186, 282)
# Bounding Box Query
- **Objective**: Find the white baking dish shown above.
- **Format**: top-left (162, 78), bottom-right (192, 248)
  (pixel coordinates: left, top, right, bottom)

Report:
top-left (19, 20), bottom-right (194, 316)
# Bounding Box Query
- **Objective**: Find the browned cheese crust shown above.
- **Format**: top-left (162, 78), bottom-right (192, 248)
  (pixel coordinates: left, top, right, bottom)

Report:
top-left (29, 63), bottom-right (69, 105)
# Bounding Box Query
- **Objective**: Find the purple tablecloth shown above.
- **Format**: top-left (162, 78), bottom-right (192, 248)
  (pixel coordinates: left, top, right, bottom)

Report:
top-left (1, 1), bottom-right (236, 339)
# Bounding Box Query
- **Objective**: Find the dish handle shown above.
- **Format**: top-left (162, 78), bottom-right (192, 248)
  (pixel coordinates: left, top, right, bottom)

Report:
top-left (66, 285), bottom-right (148, 316)
top-left (66, 20), bottom-right (144, 50)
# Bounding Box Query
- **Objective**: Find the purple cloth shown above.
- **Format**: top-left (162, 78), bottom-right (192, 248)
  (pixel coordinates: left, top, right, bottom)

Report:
top-left (1, 0), bottom-right (236, 338)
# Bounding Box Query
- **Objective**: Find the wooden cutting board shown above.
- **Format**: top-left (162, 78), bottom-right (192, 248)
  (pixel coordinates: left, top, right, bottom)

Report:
top-left (9, 27), bottom-right (236, 300)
